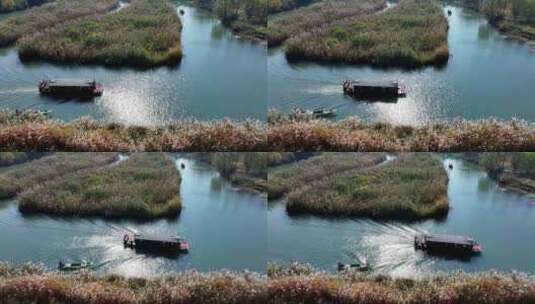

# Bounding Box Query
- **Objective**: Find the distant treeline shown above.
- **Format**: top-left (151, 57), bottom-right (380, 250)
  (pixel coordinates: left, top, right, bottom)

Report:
top-left (480, 0), bottom-right (535, 24)
top-left (195, 0), bottom-right (267, 24)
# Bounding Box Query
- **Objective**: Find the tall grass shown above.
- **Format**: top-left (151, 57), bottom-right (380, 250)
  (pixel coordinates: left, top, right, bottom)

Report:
top-left (0, 152), bottom-right (118, 199)
top-left (0, 263), bottom-right (267, 304)
top-left (0, 0), bottom-right (120, 47)
top-left (0, 110), bottom-right (266, 151)
top-left (268, 153), bottom-right (386, 200)
top-left (18, 153), bottom-right (182, 219)
top-left (268, 263), bottom-right (535, 304)
top-left (280, 0), bottom-right (449, 67)
top-left (268, 110), bottom-right (535, 152)
top-left (285, 153), bottom-right (449, 220)
top-left (17, 0), bottom-right (182, 68)
top-left (1, 263), bottom-right (532, 304)
top-left (268, 0), bottom-right (386, 46)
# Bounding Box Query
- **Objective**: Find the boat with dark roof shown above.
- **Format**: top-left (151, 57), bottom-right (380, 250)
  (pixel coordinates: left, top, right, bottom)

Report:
top-left (38, 79), bottom-right (103, 98)
top-left (415, 234), bottom-right (481, 256)
top-left (343, 80), bottom-right (406, 99)
top-left (123, 234), bottom-right (189, 253)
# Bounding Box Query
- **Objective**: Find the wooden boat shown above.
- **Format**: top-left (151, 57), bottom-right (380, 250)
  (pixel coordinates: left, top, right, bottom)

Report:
top-left (58, 260), bottom-right (93, 271)
top-left (415, 234), bottom-right (481, 256)
top-left (447, 10), bottom-right (452, 16)
top-left (343, 80), bottom-right (406, 98)
top-left (179, 9), bottom-right (185, 15)
top-left (39, 79), bottom-right (103, 97)
top-left (337, 262), bottom-right (370, 272)
top-left (124, 234), bottom-right (189, 253)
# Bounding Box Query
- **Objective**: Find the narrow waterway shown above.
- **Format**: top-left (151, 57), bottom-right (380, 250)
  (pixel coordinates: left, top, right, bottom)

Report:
top-left (268, 4), bottom-right (535, 125)
top-left (268, 157), bottom-right (535, 277)
top-left (0, 156), bottom-right (267, 277)
top-left (0, 1), bottom-right (267, 125)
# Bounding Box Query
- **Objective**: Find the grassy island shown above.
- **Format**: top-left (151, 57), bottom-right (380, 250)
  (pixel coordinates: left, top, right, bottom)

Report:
top-left (17, 0), bottom-right (183, 68)
top-left (269, 0), bottom-right (449, 68)
top-left (284, 153), bottom-right (449, 220)
top-left (0, 0), bottom-right (120, 47)
top-left (18, 153), bottom-right (182, 219)
top-left (268, 0), bottom-right (386, 47)
top-left (267, 110), bottom-right (535, 152)
top-left (268, 152), bottom-right (386, 200)
top-left (0, 152), bottom-right (119, 200)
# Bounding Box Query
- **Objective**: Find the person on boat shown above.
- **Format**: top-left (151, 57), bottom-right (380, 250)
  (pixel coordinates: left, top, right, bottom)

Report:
top-left (58, 261), bottom-right (64, 269)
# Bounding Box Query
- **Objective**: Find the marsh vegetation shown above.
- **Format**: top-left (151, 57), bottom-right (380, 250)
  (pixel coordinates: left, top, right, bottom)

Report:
top-left (17, 153), bottom-right (182, 219)
top-left (268, 110), bottom-right (535, 152)
top-left (0, 152), bottom-right (118, 200)
top-left (0, 0), bottom-right (119, 47)
top-left (17, 0), bottom-right (183, 67)
top-left (0, 110), bottom-right (266, 152)
top-left (268, 152), bottom-right (386, 200)
top-left (269, 0), bottom-right (449, 68)
top-left (269, 153), bottom-right (449, 220)
top-left (268, 263), bottom-right (535, 304)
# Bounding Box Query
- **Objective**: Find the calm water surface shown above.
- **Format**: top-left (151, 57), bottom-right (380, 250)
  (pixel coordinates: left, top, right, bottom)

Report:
top-left (0, 157), bottom-right (267, 277)
top-left (268, 157), bottom-right (535, 276)
top-left (268, 5), bottom-right (535, 125)
top-left (0, 2), bottom-right (267, 125)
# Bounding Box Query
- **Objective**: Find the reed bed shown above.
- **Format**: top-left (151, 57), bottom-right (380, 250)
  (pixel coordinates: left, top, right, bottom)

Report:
top-left (0, 110), bottom-right (266, 152)
top-left (268, 0), bottom-right (386, 46)
top-left (0, 152), bottom-right (118, 200)
top-left (268, 263), bottom-right (535, 304)
top-left (17, 0), bottom-right (182, 68)
top-left (0, 263), bottom-right (267, 304)
top-left (0, 0), bottom-right (119, 47)
top-left (268, 110), bottom-right (535, 152)
top-left (1, 263), bottom-right (533, 304)
top-left (285, 153), bottom-right (449, 220)
top-left (18, 153), bottom-right (182, 219)
top-left (282, 0), bottom-right (449, 67)
top-left (268, 152), bottom-right (386, 200)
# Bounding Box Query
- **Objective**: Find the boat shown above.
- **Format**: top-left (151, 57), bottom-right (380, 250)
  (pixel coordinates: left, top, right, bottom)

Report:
top-left (38, 79), bottom-right (103, 98)
top-left (311, 107), bottom-right (337, 118)
top-left (179, 9), bottom-right (185, 15)
top-left (448, 163), bottom-right (453, 170)
top-left (343, 80), bottom-right (406, 99)
top-left (291, 107), bottom-right (337, 119)
top-left (58, 260), bottom-right (93, 271)
top-left (337, 262), bottom-right (370, 272)
top-left (447, 10), bottom-right (452, 16)
top-left (415, 234), bottom-right (481, 256)
top-left (124, 234), bottom-right (190, 253)
top-left (181, 163), bottom-right (186, 169)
